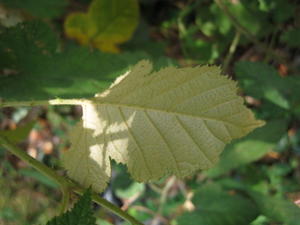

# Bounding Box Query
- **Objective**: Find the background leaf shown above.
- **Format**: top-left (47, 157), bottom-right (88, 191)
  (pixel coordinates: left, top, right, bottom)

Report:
top-left (220, 180), bottom-right (300, 225)
top-left (234, 61), bottom-right (300, 109)
top-left (177, 184), bottom-right (259, 225)
top-left (64, 0), bottom-right (139, 53)
top-left (0, 21), bottom-right (174, 101)
top-left (248, 192), bottom-right (300, 225)
top-left (207, 120), bottom-right (287, 177)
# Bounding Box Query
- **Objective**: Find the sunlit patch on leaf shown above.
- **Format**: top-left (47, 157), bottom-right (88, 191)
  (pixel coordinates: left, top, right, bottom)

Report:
top-left (64, 0), bottom-right (139, 53)
top-left (63, 60), bottom-right (264, 192)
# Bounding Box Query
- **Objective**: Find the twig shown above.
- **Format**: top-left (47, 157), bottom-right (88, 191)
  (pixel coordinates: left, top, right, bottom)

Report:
top-left (0, 135), bottom-right (144, 225)
top-left (223, 31), bottom-right (241, 72)
top-left (150, 176), bottom-right (176, 225)
top-left (0, 98), bottom-right (91, 108)
top-left (132, 206), bottom-right (169, 225)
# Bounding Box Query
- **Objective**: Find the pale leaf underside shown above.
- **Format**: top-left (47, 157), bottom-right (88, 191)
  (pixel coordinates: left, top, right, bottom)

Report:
top-left (62, 60), bottom-right (264, 192)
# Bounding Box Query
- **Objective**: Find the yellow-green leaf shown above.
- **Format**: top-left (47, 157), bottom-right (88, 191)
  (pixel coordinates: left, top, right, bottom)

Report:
top-left (64, 0), bottom-right (139, 53)
top-left (63, 60), bottom-right (264, 192)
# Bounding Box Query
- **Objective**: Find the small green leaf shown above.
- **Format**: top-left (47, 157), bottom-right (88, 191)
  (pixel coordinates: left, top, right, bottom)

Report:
top-left (64, 0), bottom-right (139, 53)
top-left (46, 189), bottom-right (96, 225)
top-left (177, 184), bottom-right (259, 225)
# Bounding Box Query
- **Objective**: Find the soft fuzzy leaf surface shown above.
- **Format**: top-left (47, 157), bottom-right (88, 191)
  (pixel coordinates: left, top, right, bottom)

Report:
top-left (63, 60), bottom-right (264, 192)
top-left (64, 0), bottom-right (139, 53)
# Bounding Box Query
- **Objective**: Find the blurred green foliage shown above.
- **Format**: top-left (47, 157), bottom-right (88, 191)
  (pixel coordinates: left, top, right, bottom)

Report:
top-left (178, 183), bottom-right (259, 225)
top-left (0, 0), bottom-right (67, 19)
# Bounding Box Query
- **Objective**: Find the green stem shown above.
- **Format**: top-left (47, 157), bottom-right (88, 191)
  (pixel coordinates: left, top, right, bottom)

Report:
top-left (60, 186), bottom-right (71, 214)
top-left (0, 135), bottom-right (144, 225)
top-left (223, 31), bottom-right (240, 72)
top-left (0, 135), bottom-right (69, 188)
top-left (74, 187), bottom-right (144, 225)
top-left (0, 98), bottom-right (91, 108)
top-left (157, 176), bottom-right (176, 214)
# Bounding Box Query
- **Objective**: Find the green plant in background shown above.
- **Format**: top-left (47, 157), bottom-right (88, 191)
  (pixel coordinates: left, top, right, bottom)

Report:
top-left (172, 0), bottom-right (298, 67)
top-left (1, 0), bottom-right (300, 224)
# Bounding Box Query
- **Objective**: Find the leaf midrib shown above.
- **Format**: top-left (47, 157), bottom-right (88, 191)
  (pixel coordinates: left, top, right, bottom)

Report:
top-left (92, 102), bottom-right (246, 129)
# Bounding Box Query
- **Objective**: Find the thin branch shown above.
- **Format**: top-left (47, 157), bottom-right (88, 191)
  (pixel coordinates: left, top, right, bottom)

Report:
top-left (0, 98), bottom-right (92, 108)
top-left (0, 135), bottom-right (144, 225)
top-left (60, 186), bottom-right (71, 214)
top-left (150, 176), bottom-right (176, 225)
top-left (223, 31), bottom-right (241, 72)
top-left (0, 135), bottom-right (69, 188)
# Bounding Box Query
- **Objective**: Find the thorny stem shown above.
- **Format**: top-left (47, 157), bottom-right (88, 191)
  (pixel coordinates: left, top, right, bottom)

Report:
top-left (0, 135), bottom-right (144, 225)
